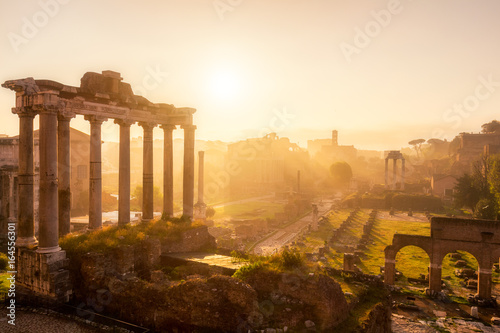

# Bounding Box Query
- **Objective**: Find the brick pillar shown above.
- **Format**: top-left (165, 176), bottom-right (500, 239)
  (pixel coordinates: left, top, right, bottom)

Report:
top-left (57, 112), bottom-right (74, 237)
top-left (140, 122), bottom-right (156, 222)
top-left (16, 111), bottom-right (38, 247)
top-left (85, 115), bottom-right (107, 230)
top-left (428, 262), bottom-right (442, 293)
top-left (182, 125), bottom-right (196, 218)
top-left (384, 257), bottom-right (396, 285)
top-left (478, 267), bottom-right (492, 299)
top-left (161, 124), bottom-right (175, 218)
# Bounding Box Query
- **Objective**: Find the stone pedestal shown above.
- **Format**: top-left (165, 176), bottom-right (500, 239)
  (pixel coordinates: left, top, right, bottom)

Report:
top-left (16, 247), bottom-right (71, 303)
top-left (343, 253), bottom-right (355, 271)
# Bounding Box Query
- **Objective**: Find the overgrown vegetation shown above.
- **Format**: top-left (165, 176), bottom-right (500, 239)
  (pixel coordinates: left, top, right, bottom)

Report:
top-left (60, 216), bottom-right (199, 255)
top-left (232, 248), bottom-right (306, 280)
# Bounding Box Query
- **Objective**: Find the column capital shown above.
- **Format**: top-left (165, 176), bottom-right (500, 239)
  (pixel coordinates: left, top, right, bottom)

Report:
top-left (12, 108), bottom-right (37, 118)
top-left (114, 118), bottom-right (135, 127)
top-left (160, 124), bottom-right (177, 131)
top-left (181, 124), bottom-right (197, 131)
top-left (57, 110), bottom-right (76, 121)
top-left (84, 115), bottom-right (108, 124)
top-left (139, 121), bottom-right (157, 130)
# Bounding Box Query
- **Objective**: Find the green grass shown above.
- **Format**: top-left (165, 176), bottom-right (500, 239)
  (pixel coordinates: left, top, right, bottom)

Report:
top-left (362, 218), bottom-right (430, 276)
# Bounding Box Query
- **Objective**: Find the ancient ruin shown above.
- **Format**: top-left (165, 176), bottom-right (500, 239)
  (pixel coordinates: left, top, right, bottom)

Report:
top-left (385, 216), bottom-right (500, 299)
top-left (2, 70), bottom-right (197, 301)
top-left (384, 150), bottom-right (405, 190)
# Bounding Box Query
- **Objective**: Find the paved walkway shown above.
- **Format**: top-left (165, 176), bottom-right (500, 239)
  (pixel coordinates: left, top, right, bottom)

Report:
top-left (0, 308), bottom-right (101, 333)
top-left (252, 200), bottom-right (331, 255)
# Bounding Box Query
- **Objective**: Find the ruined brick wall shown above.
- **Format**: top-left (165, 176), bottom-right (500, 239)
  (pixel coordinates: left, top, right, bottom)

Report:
top-left (161, 225), bottom-right (216, 253)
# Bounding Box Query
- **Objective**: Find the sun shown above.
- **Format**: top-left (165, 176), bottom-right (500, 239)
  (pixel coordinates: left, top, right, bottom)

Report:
top-left (209, 70), bottom-right (241, 101)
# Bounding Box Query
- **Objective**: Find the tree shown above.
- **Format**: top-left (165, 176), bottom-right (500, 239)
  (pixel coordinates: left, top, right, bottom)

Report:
top-left (408, 139), bottom-right (425, 158)
top-left (481, 120), bottom-right (500, 133)
top-left (453, 155), bottom-right (498, 219)
top-left (329, 161), bottom-right (352, 189)
top-left (453, 174), bottom-right (481, 213)
top-left (130, 185), bottom-right (163, 212)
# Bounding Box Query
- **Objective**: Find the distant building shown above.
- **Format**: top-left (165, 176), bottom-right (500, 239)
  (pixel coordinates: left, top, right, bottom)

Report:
top-left (307, 130), bottom-right (357, 162)
top-left (431, 174), bottom-right (457, 205)
top-left (456, 132), bottom-right (500, 164)
top-left (227, 133), bottom-right (309, 195)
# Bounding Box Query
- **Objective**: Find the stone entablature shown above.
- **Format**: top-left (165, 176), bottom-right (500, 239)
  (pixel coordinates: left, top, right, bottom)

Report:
top-left (3, 71), bottom-right (195, 126)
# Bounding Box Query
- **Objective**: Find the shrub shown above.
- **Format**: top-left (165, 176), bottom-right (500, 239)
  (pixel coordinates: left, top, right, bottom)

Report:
top-left (0, 252), bottom-right (8, 271)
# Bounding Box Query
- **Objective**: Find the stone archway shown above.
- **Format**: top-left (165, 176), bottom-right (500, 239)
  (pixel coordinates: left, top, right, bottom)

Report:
top-left (385, 216), bottom-right (500, 299)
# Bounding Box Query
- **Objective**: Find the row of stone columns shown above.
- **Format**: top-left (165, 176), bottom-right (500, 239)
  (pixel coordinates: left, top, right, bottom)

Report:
top-left (15, 105), bottom-right (196, 252)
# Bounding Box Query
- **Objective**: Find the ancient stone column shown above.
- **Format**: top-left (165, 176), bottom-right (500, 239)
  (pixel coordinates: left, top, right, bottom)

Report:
top-left (115, 119), bottom-right (135, 226)
top-left (161, 124), bottom-right (175, 218)
top-left (401, 158), bottom-right (405, 190)
top-left (194, 150), bottom-right (207, 220)
top-left (140, 122), bottom-right (156, 222)
top-left (182, 125), bottom-right (196, 218)
top-left (197, 150), bottom-right (205, 205)
top-left (85, 115), bottom-right (107, 230)
top-left (384, 158), bottom-right (389, 189)
top-left (392, 158), bottom-right (397, 190)
top-left (16, 111), bottom-right (38, 247)
top-left (37, 107), bottom-right (60, 253)
top-left (58, 112), bottom-right (74, 237)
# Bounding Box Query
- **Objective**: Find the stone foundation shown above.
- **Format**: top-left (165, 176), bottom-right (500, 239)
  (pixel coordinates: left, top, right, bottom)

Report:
top-left (16, 247), bottom-right (71, 303)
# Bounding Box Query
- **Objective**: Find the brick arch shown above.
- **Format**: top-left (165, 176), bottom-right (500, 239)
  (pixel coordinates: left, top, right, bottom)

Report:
top-left (385, 234), bottom-right (432, 261)
top-left (384, 234), bottom-right (432, 285)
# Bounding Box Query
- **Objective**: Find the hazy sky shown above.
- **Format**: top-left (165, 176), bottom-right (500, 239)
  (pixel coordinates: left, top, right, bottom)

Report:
top-left (1, 0), bottom-right (500, 150)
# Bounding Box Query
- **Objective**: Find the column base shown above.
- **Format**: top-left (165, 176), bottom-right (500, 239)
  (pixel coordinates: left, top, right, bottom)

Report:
top-left (16, 236), bottom-right (39, 249)
top-left (36, 245), bottom-right (62, 254)
top-left (16, 247), bottom-right (71, 303)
